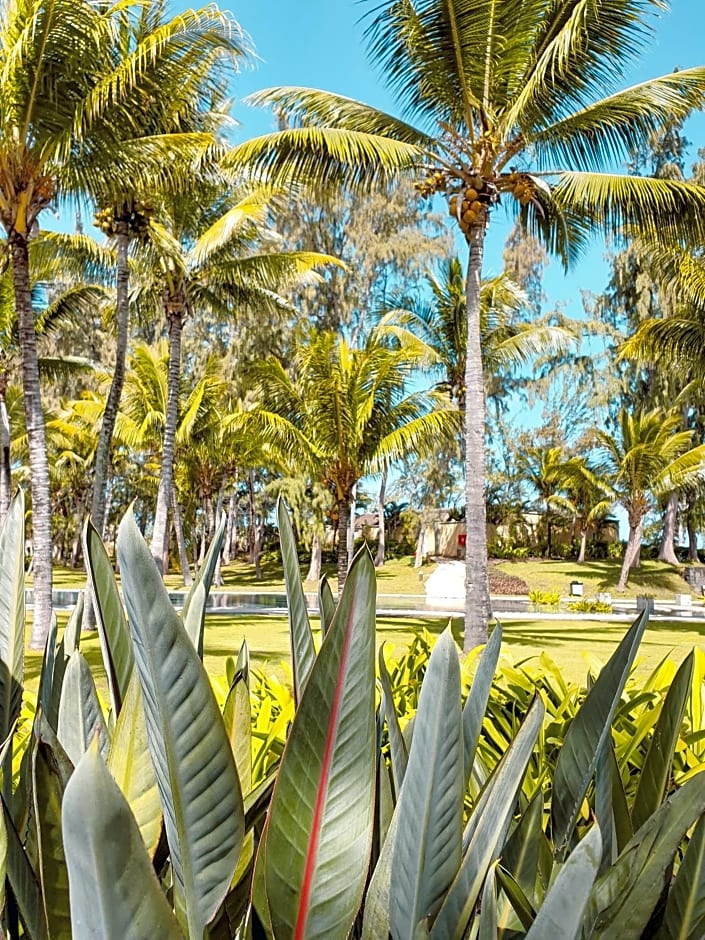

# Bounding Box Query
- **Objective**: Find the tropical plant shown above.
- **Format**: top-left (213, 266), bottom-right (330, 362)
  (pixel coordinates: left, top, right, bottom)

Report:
top-left (1, 494), bottom-right (705, 936)
top-left (550, 455), bottom-right (614, 563)
top-left (518, 445), bottom-right (566, 558)
top-left (230, 0), bottom-right (705, 652)
top-left (249, 328), bottom-right (460, 588)
top-left (129, 180), bottom-right (339, 574)
top-left (594, 407), bottom-right (705, 590)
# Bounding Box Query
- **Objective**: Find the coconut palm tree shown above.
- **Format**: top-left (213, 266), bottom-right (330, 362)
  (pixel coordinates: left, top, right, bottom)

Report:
top-left (230, 0), bottom-right (705, 649)
top-left (593, 408), bottom-right (705, 591)
top-left (87, 1), bottom-right (249, 542)
top-left (129, 181), bottom-right (340, 573)
top-left (517, 445), bottom-right (566, 558)
top-left (380, 256), bottom-right (573, 413)
top-left (248, 328), bottom-right (460, 589)
top-left (550, 456), bottom-right (612, 563)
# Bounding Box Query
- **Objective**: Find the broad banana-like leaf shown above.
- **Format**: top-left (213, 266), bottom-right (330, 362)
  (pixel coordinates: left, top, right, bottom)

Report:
top-left (222, 640), bottom-right (251, 794)
top-left (595, 732), bottom-right (617, 873)
top-left (37, 613), bottom-right (58, 732)
top-left (107, 673), bottom-right (162, 857)
top-left (501, 791), bottom-right (549, 907)
top-left (463, 625), bottom-right (501, 785)
top-left (278, 498), bottom-right (316, 705)
top-left (584, 773), bottom-right (705, 939)
top-left (263, 547), bottom-right (377, 939)
top-left (478, 864), bottom-right (498, 940)
top-left (0, 491), bottom-right (24, 800)
top-left (390, 630), bottom-right (464, 940)
top-left (84, 517), bottom-right (133, 715)
top-left (62, 742), bottom-right (182, 939)
top-left (45, 597), bottom-right (84, 730)
top-left (525, 824), bottom-right (602, 940)
top-left (378, 645), bottom-right (408, 797)
top-left (362, 803), bottom-right (401, 940)
top-left (660, 812), bottom-right (705, 939)
top-left (3, 795), bottom-right (49, 940)
top-left (632, 652), bottom-right (694, 832)
top-left (31, 733), bottom-right (71, 938)
top-left (57, 651), bottom-right (109, 767)
top-left (496, 866), bottom-right (537, 932)
top-left (182, 512), bottom-right (225, 657)
top-left (0, 798), bottom-right (5, 917)
top-left (430, 696), bottom-right (545, 940)
top-left (551, 611), bottom-right (647, 857)
top-left (318, 576), bottom-right (335, 639)
top-left (117, 510), bottom-right (243, 939)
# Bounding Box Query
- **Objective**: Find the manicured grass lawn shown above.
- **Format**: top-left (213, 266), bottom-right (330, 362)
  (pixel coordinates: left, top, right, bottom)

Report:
top-left (28, 609), bottom-right (705, 697)
top-left (494, 557), bottom-right (697, 600)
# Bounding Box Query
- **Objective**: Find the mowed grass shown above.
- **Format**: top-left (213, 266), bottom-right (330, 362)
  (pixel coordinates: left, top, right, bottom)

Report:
top-left (494, 557), bottom-right (697, 600)
top-left (26, 608), bottom-right (705, 697)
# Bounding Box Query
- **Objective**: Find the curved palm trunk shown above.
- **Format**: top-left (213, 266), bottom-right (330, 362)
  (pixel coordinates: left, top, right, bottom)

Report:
top-left (463, 226), bottom-right (492, 652)
top-left (686, 492), bottom-right (700, 562)
top-left (578, 525), bottom-right (588, 563)
top-left (172, 487), bottom-right (192, 587)
top-left (151, 302), bottom-right (183, 574)
top-left (9, 232), bottom-right (52, 648)
top-left (617, 511), bottom-right (644, 591)
top-left (657, 491), bottom-right (679, 565)
top-left (91, 221), bottom-right (130, 537)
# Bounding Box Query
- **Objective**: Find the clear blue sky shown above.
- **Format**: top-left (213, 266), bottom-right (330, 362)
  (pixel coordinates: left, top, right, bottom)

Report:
top-left (228, 1), bottom-right (705, 319)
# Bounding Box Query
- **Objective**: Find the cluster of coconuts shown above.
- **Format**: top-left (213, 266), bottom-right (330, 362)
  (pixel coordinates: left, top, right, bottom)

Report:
top-left (414, 170), bottom-right (448, 198)
top-left (448, 176), bottom-right (493, 235)
top-left (508, 174), bottom-right (533, 207)
top-left (94, 200), bottom-right (152, 238)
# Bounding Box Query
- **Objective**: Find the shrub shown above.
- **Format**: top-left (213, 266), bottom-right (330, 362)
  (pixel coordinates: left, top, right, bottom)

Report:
top-left (528, 588), bottom-right (561, 608)
top-left (567, 599), bottom-right (613, 613)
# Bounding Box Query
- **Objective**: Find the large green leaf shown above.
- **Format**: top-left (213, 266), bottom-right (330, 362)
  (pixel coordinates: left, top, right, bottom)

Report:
top-left (3, 795), bottom-right (49, 940)
top-left (0, 491), bottom-right (24, 800)
top-left (318, 576), bottom-right (335, 638)
top-left (659, 812), bottom-right (705, 939)
top-left (62, 742), bottom-right (182, 939)
top-left (263, 547), bottom-right (377, 939)
top-left (632, 652), bottom-right (694, 832)
top-left (551, 611), bottom-right (647, 856)
top-left (107, 673), bottom-right (162, 857)
top-left (430, 696), bottom-right (545, 940)
top-left (57, 651), bottom-right (109, 767)
top-left (389, 629), bottom-right (464, 940)
top-left (501, 790), bottom-right (549, 907)
top-left (362, 800), bottom-right (401, 940)
top-left (117, 510), bottom-right (243, 938)
top-left (84, 517), bottom-right (133, 715)
top-left (478, 864), bottom-right (498, 940)
top-left (0, 798), bottom-right (6, 918)
top-left (278, 498), bottom-right (316, 704)
top-left (463, 624), bottom-right (501, 785)
top-left (31, 732), bottom-right (71, 939)
top-left (525, 824), bottom-right (602, 940)
top-left (222, 640), bottom-right (251, 795)
top-left (584, 773), bottom-right (705, 939)
top-left (182, 512), bottom-right (225, 657)
top-left (45, 597), bottom-right (84, 731)
top-left (378, 644), bottom-right (408, 797)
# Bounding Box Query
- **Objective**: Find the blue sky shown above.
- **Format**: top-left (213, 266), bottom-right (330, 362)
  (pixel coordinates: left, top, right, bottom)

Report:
top-left (229, 1), bottom-right (705, 321)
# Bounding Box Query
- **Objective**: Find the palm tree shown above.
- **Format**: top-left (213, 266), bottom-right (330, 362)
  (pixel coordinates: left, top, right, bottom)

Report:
top-left (249, 328), bottom-right (460, 589)
top-left (517, 446), bottom-right (565, 558)
top-left (87, 2), bottom-right (249, 542)
top-left (593, 408), bottom-right (705, 591)
top-left (550, 457), bottom-right (612, 563)
top-left (380, 256), bottom-right (572, 413)
top-left (230, 0), bottom-right (705, 649)
top-left (130, 182), bottom-right (339, 573)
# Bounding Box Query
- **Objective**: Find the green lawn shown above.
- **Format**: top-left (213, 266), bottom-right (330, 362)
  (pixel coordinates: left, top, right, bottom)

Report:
top-left (494, 557), bottom-right (697, 600)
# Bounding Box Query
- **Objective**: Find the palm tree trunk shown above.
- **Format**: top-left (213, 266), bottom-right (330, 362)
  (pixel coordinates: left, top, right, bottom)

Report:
top-left (617, 516), bottom-right (644, 591)
top-left (347, 483), bottom-right (356, 563)
top-left (578, 526), bottom-right (588, 563)
top-left (337, 499), bottom-right (351, 592)
top-left (0, 378), bottom-right (11, 525)
top-left (658, 492), bottom-right (680, 565)
top-left (247, 470), bottom-right (257, 564)
top-left (9, 232), bottom-right (52, 649)
top-left (686, 493), bottom-right (700, 562)
top-left (223, 487), bottom-right (237, 565)
top-left (306, 529), bottom-right (322, 582)
top-left (172, 487), bottom-right (192, 587)
top-left (545, 500), bottom-right (553, 558)
top-left (91, 220), bottom-right (130, 538)
top-left (151, 302), bottom-right (183, 574)
top-left (463, 225), bottom-right (492, 652)
top-left (374, 467), bottom-right (388, 567)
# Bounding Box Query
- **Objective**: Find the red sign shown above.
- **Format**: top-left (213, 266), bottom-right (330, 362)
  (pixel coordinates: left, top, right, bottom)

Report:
top-left (457, 533), bottom-right (467, 547)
